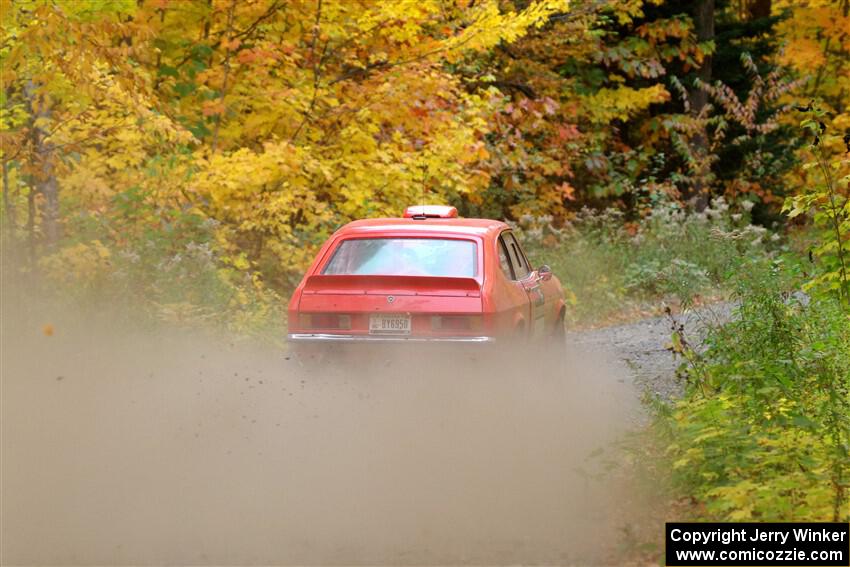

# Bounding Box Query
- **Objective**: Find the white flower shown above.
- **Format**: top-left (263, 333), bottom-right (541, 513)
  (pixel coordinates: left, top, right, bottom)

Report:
top-left (741, 201), bottom-right (755, 212)
top-left (120, 250), bottom-right (141, 264)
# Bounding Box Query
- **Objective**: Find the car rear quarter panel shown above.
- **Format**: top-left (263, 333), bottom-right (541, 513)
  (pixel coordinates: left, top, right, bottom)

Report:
top-left (481, 234), bottom-right (531, 337)
top-left (287, 231), bottom-right (340, 314)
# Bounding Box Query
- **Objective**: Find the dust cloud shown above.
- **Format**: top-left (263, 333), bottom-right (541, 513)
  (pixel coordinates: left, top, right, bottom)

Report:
top-left (2, 289), bottom-right (654, 565)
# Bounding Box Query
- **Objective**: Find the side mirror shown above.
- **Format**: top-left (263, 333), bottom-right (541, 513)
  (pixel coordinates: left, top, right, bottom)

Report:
top-left (538, 264), bottom-right (553, 282)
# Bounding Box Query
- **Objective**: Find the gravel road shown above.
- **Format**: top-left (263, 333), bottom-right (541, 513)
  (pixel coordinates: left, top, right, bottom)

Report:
top-left (569, 303), bottom-right (732, 402)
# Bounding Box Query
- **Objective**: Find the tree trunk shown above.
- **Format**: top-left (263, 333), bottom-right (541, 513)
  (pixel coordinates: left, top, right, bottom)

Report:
top-left (2, 86), bottom-right (18, 241)
top-left (2, 158), bottom-right (15, 237)
top-left (37, 151), bottom-right (60, 247)
top-left (688, 0), bottom-right (714, 114)
top-left (686, 0), bottom-right (715, 211)
top-left (25, 82), bottom-right (61, 248)
top-left (27, 185), bottom-right (36, 271)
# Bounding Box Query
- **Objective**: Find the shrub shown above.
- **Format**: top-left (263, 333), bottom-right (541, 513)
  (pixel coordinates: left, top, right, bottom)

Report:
top-left (36, 195), bottom-right (283, 341)
top-left (659, 259), bottom-right (850, 521)
top-left (519, 197), bottom-right (778, 324)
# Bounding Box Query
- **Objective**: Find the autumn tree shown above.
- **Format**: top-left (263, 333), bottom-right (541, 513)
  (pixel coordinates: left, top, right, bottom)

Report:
top-left (1, 0), bottom-right (191, 263)
top-left (2, 0), bottom-right (570, 288)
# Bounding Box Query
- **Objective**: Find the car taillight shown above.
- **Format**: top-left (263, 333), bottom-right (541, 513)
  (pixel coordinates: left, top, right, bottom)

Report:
top-left (300, 313), bottom-right (351, 330)
top-left (431, 315), bottom-right (481, 331)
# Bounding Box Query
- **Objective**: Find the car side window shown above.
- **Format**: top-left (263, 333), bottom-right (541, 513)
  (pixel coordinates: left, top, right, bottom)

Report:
top-left (502, 232), bottom-right (530, 279)
top-left (497, 237), bottom-right (515, 279)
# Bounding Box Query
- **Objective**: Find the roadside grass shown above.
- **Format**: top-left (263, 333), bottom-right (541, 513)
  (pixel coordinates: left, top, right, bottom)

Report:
top-left (520, 198), bottom-right (779, 327)
top-left (654, 257), bottom-right (849, 522)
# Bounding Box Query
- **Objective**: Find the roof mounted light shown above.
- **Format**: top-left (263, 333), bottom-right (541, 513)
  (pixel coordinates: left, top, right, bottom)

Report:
top-left (403, 205), bottom-right (458, 219)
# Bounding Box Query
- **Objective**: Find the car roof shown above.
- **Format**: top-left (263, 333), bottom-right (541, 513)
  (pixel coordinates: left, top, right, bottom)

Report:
top-left (336, 217), bottom-right (509, 238)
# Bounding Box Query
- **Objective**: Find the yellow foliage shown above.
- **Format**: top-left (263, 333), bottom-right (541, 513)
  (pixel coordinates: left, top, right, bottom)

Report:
top-left (39, 240), bottom-right (112, 288)
top-left (775, 0), bottom-right (850, 131)
top-left (581, 84), bottom-right (671, 123)
top-left (191, 141), bottom-right (331, 275)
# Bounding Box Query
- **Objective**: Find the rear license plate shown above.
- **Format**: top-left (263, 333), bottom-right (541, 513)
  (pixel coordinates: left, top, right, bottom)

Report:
top-left (369, 314), bottom-right (411, 335)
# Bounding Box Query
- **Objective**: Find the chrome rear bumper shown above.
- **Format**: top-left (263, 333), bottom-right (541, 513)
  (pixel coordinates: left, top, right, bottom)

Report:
top-left (287, 333), bottom-right (495, 344)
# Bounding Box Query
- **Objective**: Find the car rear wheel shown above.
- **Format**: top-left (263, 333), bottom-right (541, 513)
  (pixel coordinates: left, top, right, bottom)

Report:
top-left (549, 309), bottom-right (566, 350)
top-left (526, 310), bottom-right (565, 367)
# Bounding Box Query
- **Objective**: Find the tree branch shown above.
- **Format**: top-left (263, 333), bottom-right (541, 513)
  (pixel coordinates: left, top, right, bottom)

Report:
top-left (290, 0), bottom-right (324, 143)
top-left (211, 0), bottom-right (238, 152)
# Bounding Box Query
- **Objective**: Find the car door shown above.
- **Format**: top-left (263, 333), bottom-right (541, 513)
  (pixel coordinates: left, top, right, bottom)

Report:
top-left (510, 232), bottom-right (562, 334)
top-left (501, 231), bottom-right (546, 337)
top-left (493, 235), bottom-right (530, 336)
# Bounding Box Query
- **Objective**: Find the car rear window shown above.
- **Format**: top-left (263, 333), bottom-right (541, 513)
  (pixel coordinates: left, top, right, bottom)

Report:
top-left (322, 238), bottom-right (477, 278)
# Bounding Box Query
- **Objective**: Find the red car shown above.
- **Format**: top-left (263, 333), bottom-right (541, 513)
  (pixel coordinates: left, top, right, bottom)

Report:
top-left (287, 206), bottom-right (565, 345)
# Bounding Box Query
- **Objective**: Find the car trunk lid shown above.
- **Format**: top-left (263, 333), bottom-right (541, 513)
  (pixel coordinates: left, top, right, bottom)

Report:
top-left (301, 275), bottom-right (480, 297)
top-left (296, 275), bottom-right (483, 334)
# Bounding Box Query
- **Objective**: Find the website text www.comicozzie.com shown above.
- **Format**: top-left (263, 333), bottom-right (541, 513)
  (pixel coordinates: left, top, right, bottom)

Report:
top-left (673, 548), bottom-right (844, 564)
top-left (665, 523), bottom-right (849, 566)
